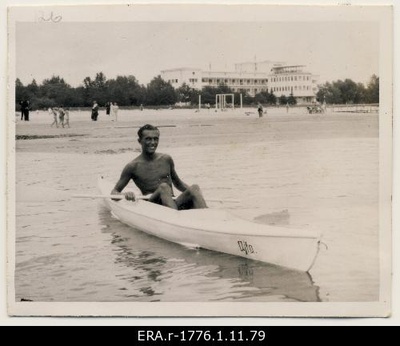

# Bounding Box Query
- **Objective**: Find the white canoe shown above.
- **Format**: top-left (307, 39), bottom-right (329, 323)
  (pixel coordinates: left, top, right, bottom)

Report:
top-left (98, 176), bottom-right (321, 272)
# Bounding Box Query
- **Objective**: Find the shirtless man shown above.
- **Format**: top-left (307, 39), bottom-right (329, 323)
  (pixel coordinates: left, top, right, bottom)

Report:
top-left (111, 124), bottom-right (207, 210)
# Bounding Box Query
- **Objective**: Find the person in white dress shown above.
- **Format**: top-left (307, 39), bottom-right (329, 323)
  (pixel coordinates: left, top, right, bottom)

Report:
top-left (111, 102), bottom-right (119, 122)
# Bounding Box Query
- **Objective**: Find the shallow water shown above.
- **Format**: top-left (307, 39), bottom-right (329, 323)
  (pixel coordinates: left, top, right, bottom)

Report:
top-left (13, 113), bottom-right (379, 303)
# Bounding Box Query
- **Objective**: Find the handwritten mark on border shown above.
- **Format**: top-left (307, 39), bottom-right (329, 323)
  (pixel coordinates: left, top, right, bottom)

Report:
top-left (36, 11), bottom-right (62, 23)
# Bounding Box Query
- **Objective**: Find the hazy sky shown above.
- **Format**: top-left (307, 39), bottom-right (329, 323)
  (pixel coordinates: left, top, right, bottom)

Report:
top-left (16, 21), bottom-right (379, 87)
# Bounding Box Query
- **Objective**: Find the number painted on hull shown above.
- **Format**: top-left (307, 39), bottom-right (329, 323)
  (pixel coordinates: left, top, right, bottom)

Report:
top-left (237, 241), bottom-right (255, 255)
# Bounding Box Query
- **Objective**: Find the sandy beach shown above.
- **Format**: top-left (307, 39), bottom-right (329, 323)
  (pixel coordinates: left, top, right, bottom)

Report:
top-left (12, 108), bottom-right (379, 304)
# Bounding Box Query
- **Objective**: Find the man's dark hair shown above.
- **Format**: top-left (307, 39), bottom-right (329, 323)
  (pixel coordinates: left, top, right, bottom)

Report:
top-left (138, 124), bottom-right (160, 140)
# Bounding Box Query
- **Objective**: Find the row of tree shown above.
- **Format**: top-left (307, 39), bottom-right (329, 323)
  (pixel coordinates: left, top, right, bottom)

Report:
top-left (15, 72), bottom-right (379, 111)
top-left (316, 75), bottom-right (379, 104)
top-left (15, 73), bottom-right (281, 110)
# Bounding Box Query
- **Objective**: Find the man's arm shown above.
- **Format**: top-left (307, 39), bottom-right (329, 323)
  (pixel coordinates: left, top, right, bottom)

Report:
top-left (169, 156), bottom-right (190, 192)
top-left (111, 163), bottom-right (136, 200)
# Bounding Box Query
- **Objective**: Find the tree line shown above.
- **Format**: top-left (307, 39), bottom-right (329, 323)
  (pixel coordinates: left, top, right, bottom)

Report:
top-left (15, 72), bottom-right (379, 111)
top-left (316, 75), bottom-right (379, 104)
top-left (15, 72), bottom-right (280, 110)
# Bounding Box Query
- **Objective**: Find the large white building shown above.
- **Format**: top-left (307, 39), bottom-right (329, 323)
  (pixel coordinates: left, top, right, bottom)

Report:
top-left (161, 60), bottom-right (319, 104)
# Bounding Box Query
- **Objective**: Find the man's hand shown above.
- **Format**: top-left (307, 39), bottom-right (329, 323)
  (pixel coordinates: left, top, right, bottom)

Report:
top-left (124, 191), bottom-right (136, 201)
top-left (111, 188), bottom-right (135, 202)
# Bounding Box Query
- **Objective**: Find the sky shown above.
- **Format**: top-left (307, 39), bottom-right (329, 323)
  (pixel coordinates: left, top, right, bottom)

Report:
top-left (15, 21), bottom-right (379, 87)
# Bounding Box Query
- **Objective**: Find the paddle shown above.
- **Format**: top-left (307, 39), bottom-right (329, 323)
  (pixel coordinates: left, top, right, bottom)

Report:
top-left (73, 194), bottom-right (149, 200)
top-left (72, 194), bottom-right (239, 203)
top-left (16, 185), bottom-right (239, 203)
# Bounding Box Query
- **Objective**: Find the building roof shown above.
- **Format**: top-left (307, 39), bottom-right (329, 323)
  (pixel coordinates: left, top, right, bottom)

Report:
top-left (160, 67), bottom-right (202, 73)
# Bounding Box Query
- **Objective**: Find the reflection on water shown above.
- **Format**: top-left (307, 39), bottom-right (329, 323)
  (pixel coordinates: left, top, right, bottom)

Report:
top-left (98, 204), bottom-right (320, 302)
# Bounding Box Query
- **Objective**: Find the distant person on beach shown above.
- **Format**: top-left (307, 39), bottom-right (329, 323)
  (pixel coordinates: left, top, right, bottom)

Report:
top-left (257, 103), bottom-right (264, 118)
top-left (91, 101), bottom-right (99, 121)
top-left (111, 102), bottom-right (119, 122)
top-left (64, 107), bottom-right (70, 128)
top-left (58, 106), bottom-right (66, 127)
top-left (49, 107), bottom-right (58, 128)
top-left (19, 101), bottom-right (24, 120)
top-left (111, 124), bottom-right (208, 210)
top-left (20, 100), bottom-right (30, 121)
top-left (105, 102), bottom-right (111, 116)
top-left (140, 104), bottom-right (144, 111)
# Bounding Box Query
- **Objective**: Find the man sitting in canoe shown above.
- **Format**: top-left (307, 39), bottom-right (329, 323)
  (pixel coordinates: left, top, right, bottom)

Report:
top-left (111, 124), bottom-right (208, 210)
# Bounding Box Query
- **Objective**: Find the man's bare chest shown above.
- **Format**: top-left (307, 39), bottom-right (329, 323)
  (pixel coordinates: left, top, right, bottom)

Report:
top-left (134, 160), bottom-right (171, 180)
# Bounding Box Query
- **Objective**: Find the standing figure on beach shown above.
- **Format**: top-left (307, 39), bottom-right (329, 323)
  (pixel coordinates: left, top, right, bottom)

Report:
top-left (58, 106), bottom-right (66, 128)
top-left (105, 102), bottom-right (111, 116)
top-left (50, 107), bottom-right (59, 128)
top-left (140, 104), bottom-right (144, 111)
top-left (19, 101), bottom-right (24, 120)
top-left (111, 102), bottom-right (119, 122)
top-left (20, 100), bottom-right (30, 121)
top-left (111, 124), bottom-right (208, 211)
top-left (64, 107), bottom-right (70, 128)
top-left (257, 103), bottom-right (264, 118)
top-left (91, 101), bottom-right (99, 121)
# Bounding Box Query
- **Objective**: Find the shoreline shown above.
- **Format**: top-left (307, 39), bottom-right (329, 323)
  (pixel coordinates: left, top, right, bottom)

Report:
top-left (14, 110), bottom-right (378, 155)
